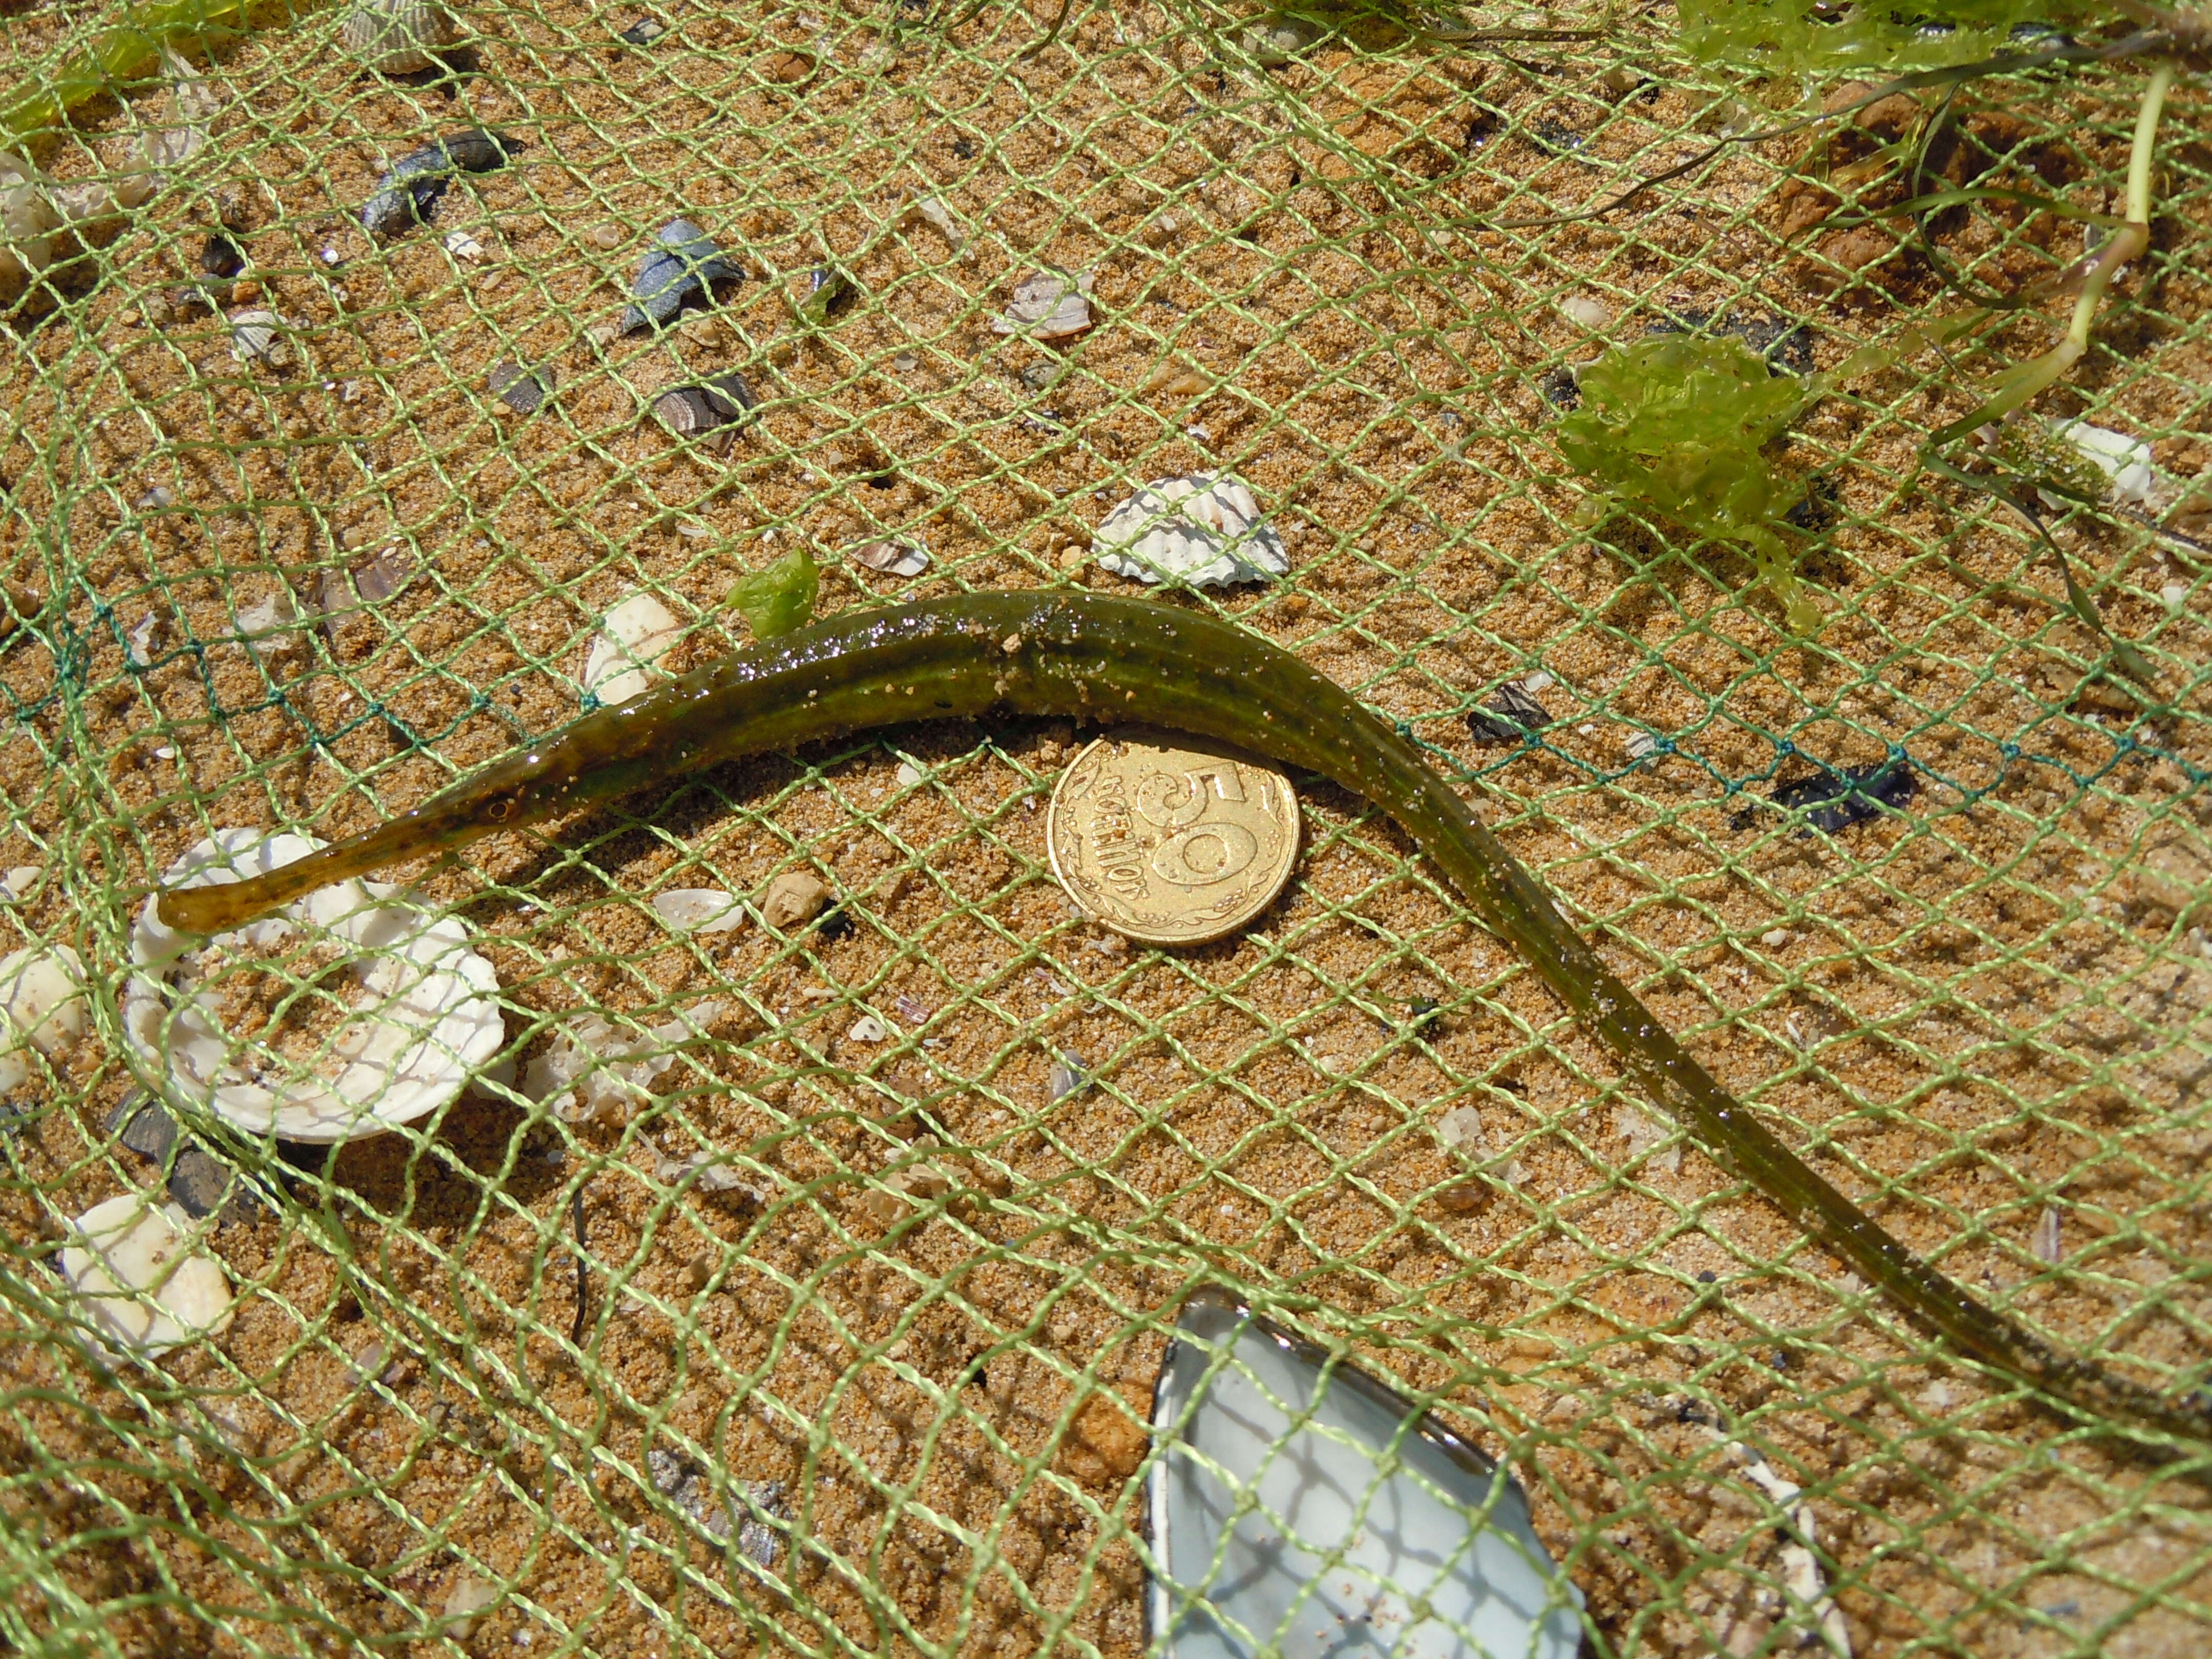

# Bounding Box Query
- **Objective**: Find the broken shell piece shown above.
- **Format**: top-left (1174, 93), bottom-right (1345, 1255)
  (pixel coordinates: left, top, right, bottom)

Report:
top-left (1092, 473), bottom-right (1288, 588)
top-left (653, 371), bottom-right (754, 437)
top-left (342, 0), bottom-right (463, 74)
top-left (0, 944), bottom-right (87, 1091)
top-left (59, 1195), bottom-right (235, 1356)
top-left (442, 228), bottom-right (486, 261)
top-left (523, 1001), bottom-right (724, 1126)
top-left (360, 130), bottom-right (520, 237)
top-left (759, 871), bottom-right (830, 930)
top-left (2050, 418), bottom-right (2157, 508)
top-left (619, 15), bottom-right (666, 44)
top-left (233, 587), bottom-right (302, 661)
top-left (910, 195), bottom-right (964, 248)
top-left (650, 1146), bottom-right (753, 1192)
top-left (756, 48), bottom-right (816, 83)
top-left (848, 1014), bottom-right (889, 1044)
top-left (228, 309), bottom-right (292, 369)
top-left (124, 831), bottom-right (505, 1142)
top-left (1150, 1289), bottom-right (1582, 1659)
top-left (488, 357), bottom-right (554, 414)
top-left (652, 888), bottom-right (746, 933)
top-left (620, 219), bottom-right (742, 333)
top-left (0, 865), bottom-right (41, 903)
top-left (995, 268), bottom-right (1094, 341)
top-left (0, 148), bottom-right (60, 313)
top-left (847, 539), bottom-right (929, 578)
top-left (442, 1577), bottom-right (500, 1642)
top-left (583, 591), bottom-right (682, 706)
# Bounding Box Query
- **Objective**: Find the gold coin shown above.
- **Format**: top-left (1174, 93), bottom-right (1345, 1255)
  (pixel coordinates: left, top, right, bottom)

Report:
top-left (1046, 729), bottom-right (1300, 945)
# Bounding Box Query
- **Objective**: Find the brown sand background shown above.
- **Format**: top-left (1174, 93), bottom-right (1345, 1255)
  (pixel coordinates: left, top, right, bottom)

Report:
top-left (2, 0), bottom-right (2210, 1654)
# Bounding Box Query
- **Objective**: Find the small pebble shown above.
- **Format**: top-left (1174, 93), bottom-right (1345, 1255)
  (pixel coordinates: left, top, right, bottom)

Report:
top-left (892, 351), bottom-right (918, 371)
top-left (848, 1014), bottom-right (889, 1044)
top-left (1760, 928), bottom-right (1790, 948)
top-left (320, 246), bottom-right (343, 266)
top-left (759, 871), bottom-right (830, 930)
top-left (136, 484), bottom-right (175, 510)
top-left (2164, 582), bottom-right (2189, 610)
top-left (167, 1145), bottom-right (240, 1219)
top-left (895, 760), bottom-right (923, 788)
top-left (1560, 294), bottom-right (1610, 329)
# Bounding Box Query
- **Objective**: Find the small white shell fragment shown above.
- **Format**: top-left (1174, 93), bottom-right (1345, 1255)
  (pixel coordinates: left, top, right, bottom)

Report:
top-left (1521, 670), bottom-right (1554, 693)
top-left (233, 588), bottom-right (300, 658)
top-left (124, 831), bottom-right (505, 1142)
top-left (2032, 1205), bottom-right (2064, 1264)
top-left (651, 1147), bottom-right (752, 1192)
top-left (129, 612), bottom-right (159, 665)
top-left (1047, 1049), bottom-right (1083, 1102)
top-left (525, 1001), bottom-right (723, 1126)
top-left (910, 195), bottom-right (963, 248)
top-left (1559, 294), bottom-right (1610, 329)
top-left (442, 1575), bottom-right (499, 1641)
top-left (652, 888), bottom-right (746, 934)
top-left (2164, 582), bottom-right (2189, 610)
top-left (2051, 418), bottom-right (2156, 507)
top-left (0, 147), bottom-right (60, 312)
top-left (0, 944), bottom-right (87, 1090)
top-left (583, 591), bottom-right (682, 706)
top-left (228, 308), bottom-right (291, 369)
top-left (1092, 473), bottom-right (1288, 588)
top-left (442, 228), bottom-right (486, 262)
top-left (342, 0), bottom-right (464, 74)
top-left (848, 1014), bottom-right (889, 1044)
top-left (59, 1195), bottom-right (234, 1355)
top-left (1625, 731), bottom-right (1659, 763)
top-left (1435, 1104), bottom-right (1485, 1152)
top-left (1760, 927), bottom-right (1790, 948)
top-left (895, 760), bottom-right (923, 789)
top-left (848, 538), bottom-right (929, 578)
top-left (995, 268), bottom-right (1094, 340)
top-left (0, 865), bottom-right (41, 902)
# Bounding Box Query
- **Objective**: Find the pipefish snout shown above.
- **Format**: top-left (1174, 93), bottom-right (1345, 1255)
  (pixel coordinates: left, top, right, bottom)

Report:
top-left (151, 592), bottom-right (2212, 1442)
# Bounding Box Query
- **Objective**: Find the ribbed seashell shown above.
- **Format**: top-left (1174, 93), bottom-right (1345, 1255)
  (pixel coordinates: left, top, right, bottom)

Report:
top-left (341, 0), bottom-right (463, 75)
top-left (620, 218), bottom-right (742, 333)
top-left (652, 370), bottom-right (753, 437)
top-left (1092, 472), bottom-right (1288, 588)
top-left (228, 308), bottom-right (292, 369)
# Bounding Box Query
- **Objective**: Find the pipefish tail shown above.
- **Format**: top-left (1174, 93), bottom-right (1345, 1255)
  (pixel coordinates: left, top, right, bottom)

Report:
top-left (155, 591), bottom-right (2211, 1442)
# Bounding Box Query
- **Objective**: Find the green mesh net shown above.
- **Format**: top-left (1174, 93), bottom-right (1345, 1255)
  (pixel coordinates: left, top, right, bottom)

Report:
top-left (2, 1), bottom-right (2209, 1654)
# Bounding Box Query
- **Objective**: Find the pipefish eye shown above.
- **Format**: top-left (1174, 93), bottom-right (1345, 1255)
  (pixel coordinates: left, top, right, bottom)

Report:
top-left (484, 792), bottom-right (519, 822)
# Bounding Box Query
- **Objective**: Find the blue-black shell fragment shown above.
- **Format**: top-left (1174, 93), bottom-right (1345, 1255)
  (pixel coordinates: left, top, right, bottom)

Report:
top-left (620, 218), bottom-right (743, 333)
top-left (1767, 757), bottom-right (1916, 835)
top-left (360, 129), bottom-right (522, 236)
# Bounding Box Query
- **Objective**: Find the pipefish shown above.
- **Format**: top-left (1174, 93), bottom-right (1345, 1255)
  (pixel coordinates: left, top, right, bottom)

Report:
top-left (157, 591), bottom-right (2210, 1441)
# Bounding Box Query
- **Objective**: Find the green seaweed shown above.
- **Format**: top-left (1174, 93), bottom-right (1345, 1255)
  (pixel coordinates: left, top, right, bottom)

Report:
top-left (1676, 0), bottom-right (2100, 74)
top-left (726, 544), bottom-right (819, 641)
top-left (1556, 334), bottom-right (1824, 632)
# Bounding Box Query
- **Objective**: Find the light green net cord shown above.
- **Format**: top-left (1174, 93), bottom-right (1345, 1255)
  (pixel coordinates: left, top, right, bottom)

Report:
top-left (1, 1), bottom-right (2208, 1655)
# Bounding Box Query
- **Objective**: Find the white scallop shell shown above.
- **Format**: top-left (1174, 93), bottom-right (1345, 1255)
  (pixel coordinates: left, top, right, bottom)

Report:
top-left (124, 830), bottom-right (505, 1143)
top-left (341, 0), bottom-right (463, 74)
top-left (0, 944), bottom-right (87, 1092)
top-left (583, 591), bottom-right (682, 706)
top-left (1092, 473), bottom-right (1289, 587)
top-left (228, 309), bottom-right (292, 369)
top-left (59, 1194), bottom-right (235, 1355)
top-left (652, 888), bottom-right (745, 933)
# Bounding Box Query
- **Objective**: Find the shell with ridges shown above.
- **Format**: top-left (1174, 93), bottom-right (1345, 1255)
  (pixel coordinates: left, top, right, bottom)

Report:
top-left (341, 0), bottom-right (463, 74)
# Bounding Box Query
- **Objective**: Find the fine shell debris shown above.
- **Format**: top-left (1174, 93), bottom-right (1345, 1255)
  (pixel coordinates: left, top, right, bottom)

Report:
top-left (359, 130), bottom-right (520, 237)
top-left (1149, 1290), bottom-right (1582, 1658)
top-left (736, 1479), bottom-right (789, 1568)
top-left (125, 831), bottom-right (505, 1142)
top-left (442, 1578), bottom-right (499, 1642)
top-left (342, 0), bottom-right (463, 74)
top-left (442, 227), bottom-right (486, 262)
top-left (0, 944), bottom-right (87, 1092)
top-left (620, 218), bottom-right (742, 334)
top-left (618, 15), bottom-right (666, 44)
top-left (994, 267), bottom-right (1094, 341)
top-left (848, 539), bottom-right (928, 578)
top-left (227, 308), bottom-right (292, 370)
top-left (649, 1146), bottom-right (753, 1193)
top-left (233, 587), bottom-right (302, 658)
top-left (0, 148), bottom-right (62, 312)
top-left (583, 591), bottom-right (682, 706)
top-left (59, 1195), bottom-right (235, 1357)
top-left (652, 888), bottom-right (746, 933)
top-left (1092, 473), bottom-right (1288, 588)
top-left (1048, 1049), bottom-right (1084, 1102)
top-left (648, 1448), bottom-right (740, 1538)
top-left (2032, 1206), bottom-right (2064, 1264)
top-left (522, 1001), bottom-right (723, 1126)
top-left (652, 371), bottom-right (753, 438)
top-left (759, 871), bottom-right (829, 930)
top-left (488, 357), bottom-right (554, 414)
